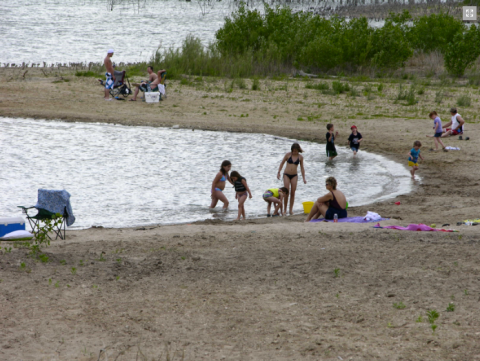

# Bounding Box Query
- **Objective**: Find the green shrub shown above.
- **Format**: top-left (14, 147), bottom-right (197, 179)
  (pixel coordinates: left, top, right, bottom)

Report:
top-left (332, 81), bottom-right (350, 94)
top-left (349, 87), bottom-right (359, 97)
top-left (180, 78), bottom-right (192, 86)
top-left (305, 82), bottom-right (329, 91)
top-left (457, 95), bottom-right (471, 107)
top-left (444, 25), bottom-right (480, 76)
top-left (235, 78), bottom-right (247, 89)
top-left (124, 9), bottom-right (478, 79)
top-left (251, 77), bottom-right (260, 90)
top-left (409, 13), bottom-right (465, 54)
top-left (75, 71), bottom-right (100, 77)
top-left (396, 84), bottom-right (417, 105)
top-left (371, 15), bottom-right (413, 68)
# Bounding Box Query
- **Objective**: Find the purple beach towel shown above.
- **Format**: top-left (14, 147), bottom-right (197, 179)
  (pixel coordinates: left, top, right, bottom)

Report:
top-left (310, 216), bottom-right (389, 223)
top-left (373, 223), bottom-right (457, 232)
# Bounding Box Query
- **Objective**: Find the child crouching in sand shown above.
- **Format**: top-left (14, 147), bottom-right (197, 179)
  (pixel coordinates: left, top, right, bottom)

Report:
top-left (263, 187), bottom-right (289, 217)
top-left (230, 171), bottom-right (252, 220)
top-left (408, 140), bottom-right (424, 179)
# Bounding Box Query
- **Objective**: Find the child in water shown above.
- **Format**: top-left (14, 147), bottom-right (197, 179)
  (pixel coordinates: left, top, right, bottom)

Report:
top-left (230, 171), bottom-right (253, 220)
top-left (408, 141), bottom-right (424, 179)
top-left (263, 187), bottom-right (289, 217)
top-left (210, 160), bottom-right (232, 209)
top-left (347, 125), bottom-right (363, 156)
top-left (326, 124), bottom-right (339, 160)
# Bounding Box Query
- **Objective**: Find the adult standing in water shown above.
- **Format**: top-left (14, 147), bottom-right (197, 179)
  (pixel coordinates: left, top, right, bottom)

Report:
top-left (277, 143), bottom-right (307, 215)
top-left (210, 160), bottom-right (232, 210)
top-left (103, 49), bottom-right (115, 101)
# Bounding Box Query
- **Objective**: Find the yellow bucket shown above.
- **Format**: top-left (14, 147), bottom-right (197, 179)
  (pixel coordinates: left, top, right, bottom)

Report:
top-left (302, 201), bottom-right (314, 214)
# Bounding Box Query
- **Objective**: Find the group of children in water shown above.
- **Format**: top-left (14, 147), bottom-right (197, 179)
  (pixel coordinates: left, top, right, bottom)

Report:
top-left (211, 124), bottom-right (360, 220)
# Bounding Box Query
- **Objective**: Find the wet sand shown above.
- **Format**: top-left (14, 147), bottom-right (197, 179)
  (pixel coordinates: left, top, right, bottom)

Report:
top-left (1, 68), bottom-right (480, 360)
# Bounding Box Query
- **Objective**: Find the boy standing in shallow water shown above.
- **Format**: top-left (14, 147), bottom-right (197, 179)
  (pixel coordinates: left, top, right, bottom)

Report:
top-left (408, 140), bottom-right (424, 179)
top-left (347, 125), bottom-right (363, 156)
top-left (326, 124), bottom-right (339, 160)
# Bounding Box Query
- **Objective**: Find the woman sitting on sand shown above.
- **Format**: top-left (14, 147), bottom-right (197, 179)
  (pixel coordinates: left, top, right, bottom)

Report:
top-left (276, 143), bottom-right (307, 215)
top-left (305, 177), bottom-right (347, 222)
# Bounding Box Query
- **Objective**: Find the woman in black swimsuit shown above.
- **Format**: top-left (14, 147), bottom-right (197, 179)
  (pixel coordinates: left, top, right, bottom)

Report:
top-left (277, 143), bottom-right (307, 215)
top-left (304, 176), bottom-right (347, 222)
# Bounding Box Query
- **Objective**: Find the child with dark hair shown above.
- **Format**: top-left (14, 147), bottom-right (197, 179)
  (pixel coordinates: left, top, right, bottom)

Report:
top-left (426, 111), bottom-right (448, 151)
top-left (263, 187), bottom-right (289, 217)
top-left (276, 142), bottom-right (307, 215)
top-left (408, 141), bottom-right (424, 179)
top-left (230, 171), bottom-right (252, 221)
top-left (210, 160), bottom-right (232, 209)
top-left (326, 124), bottom-right (339, 160)
top-left (347, 125), bottom-right (363, 157)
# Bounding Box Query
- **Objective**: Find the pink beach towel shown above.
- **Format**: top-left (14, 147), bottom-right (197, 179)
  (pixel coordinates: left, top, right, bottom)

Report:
top-left (374, 223), bottom-right (457, 232)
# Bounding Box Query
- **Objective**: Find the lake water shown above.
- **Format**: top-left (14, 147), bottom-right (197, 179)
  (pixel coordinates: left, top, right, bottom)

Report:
top-left (0, 117), bottom-right (413, 228)
top-left (0, 0), bottom-right (233, 65)
top-left (0, 0), bottom-right (390, 65)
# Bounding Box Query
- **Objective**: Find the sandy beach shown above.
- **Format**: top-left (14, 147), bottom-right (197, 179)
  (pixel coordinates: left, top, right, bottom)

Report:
top-left (1, 67), bottom-right (480, 360)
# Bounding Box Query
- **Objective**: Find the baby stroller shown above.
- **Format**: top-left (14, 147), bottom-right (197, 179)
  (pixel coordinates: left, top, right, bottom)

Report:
top-left (109, 70), bottom-right (132, 99)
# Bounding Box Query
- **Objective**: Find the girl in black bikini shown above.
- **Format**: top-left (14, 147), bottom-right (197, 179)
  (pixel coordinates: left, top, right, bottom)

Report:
top-left (230, 171), bottom-right (252, 220)
top-left (277, 143), bottom-right (307, 215)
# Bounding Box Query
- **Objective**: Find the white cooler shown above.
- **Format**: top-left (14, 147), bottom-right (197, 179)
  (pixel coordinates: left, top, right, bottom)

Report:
top-left (0, 217), bottom-right (26, 238)
top-left (145, 92), bottom-right (160, 103)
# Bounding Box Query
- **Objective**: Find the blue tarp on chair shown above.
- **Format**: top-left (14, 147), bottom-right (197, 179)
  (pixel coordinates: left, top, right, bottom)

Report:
top-left (35, 189), bottom-right (75, 226)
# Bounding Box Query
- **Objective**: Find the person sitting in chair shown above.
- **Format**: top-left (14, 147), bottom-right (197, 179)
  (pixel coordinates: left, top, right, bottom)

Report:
top-left (130, 69), bottom-right (166, 101)
top-left (129, 66), bottom-right (157, 101)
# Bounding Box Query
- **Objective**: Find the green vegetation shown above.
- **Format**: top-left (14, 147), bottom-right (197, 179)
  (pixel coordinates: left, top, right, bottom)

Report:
top-left (396, 84), bottom-right (417, 105)
top-left (133, 8), bottom-right (480, 78)
top-left (393, 301), bottom-right (406, 309)
top-left (334, 268), bottom-right (340, 277)
top-left (446, 303), bottom-right (455, 312)
top-left (457, 95), bottom-right (471, 107)
top-left (305, 82), bottom-right (329, 91)
top-left (251, 77), bottom-right (260, 90)
top-left (75, 70), bottom-right (101, 78)
top-left (427, 309), bottom-right (439, 323)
